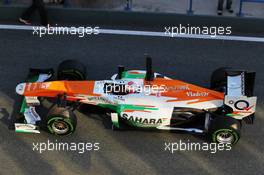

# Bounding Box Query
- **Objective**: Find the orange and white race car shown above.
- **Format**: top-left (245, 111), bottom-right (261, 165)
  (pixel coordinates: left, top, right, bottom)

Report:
top-left (14, 57), bottom-right (257, 144)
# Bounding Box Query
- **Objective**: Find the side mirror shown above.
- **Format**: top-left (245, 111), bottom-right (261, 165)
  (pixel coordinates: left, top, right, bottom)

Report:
top-left (145, 56), bottom-right (154, 81)
top-left (117, 65), bottom-right (125, 79)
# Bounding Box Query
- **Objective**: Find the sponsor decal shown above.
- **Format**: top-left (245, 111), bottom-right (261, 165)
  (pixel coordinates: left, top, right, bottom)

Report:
top-left (122, 113), bottom-right (162, 125)
top-left (32, 83), bottom-right (38, 91)
top-left (27, 83), bottom-right (32, 91)
top-left (165, 85), bottom-right (190, 91)
top-left (87, 96), bottom-right (113, 104)
top-left (186, 91), bottom-right (209, 97)
top-left (234, 100), bottom-right (249, 110)
top-left (41, 82), bottom-right (51, 89)
top-left (244, 105), bottom-right (254, 111)
top-left (27, 83), bottom-right (39, 91)
top-left (128, 81), bottom-right (134, 85)
top-left (115, 95), bottom-right (125, 101)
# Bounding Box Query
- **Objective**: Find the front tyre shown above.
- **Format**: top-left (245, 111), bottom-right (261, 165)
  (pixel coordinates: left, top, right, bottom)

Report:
top-left (57, 60), bottom-right (86, 80)
top-left (46, 106), bottom-right (77, 136)
top-left (209, 116), bottom-right (241, 144)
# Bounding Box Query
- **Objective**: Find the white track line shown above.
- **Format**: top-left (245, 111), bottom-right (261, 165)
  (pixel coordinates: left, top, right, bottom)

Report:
top-left (0, 24), bottom-right (263, 43)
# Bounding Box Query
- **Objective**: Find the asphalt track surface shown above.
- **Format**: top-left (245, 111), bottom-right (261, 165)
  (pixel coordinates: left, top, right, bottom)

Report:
top-left (0, 26), bottom-right (263, 175)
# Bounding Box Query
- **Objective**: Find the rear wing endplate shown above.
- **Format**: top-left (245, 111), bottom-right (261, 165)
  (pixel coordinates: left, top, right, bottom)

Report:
top-left (224, 71), bottom-right (257, 120)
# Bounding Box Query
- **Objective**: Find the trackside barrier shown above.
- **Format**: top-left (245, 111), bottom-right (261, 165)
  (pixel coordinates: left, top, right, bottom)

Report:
top-left (1, 0), bottom-right (193, 16)
top-left (4, 0), bottom-right (10, 5)
top-left (3, 0), bottom-right (69, 7)
top-left (3, 0), bottom-right (264, 17)
top-left (2, 0), bottom-right (131, 9)
top-left (238, 0), bottom-right (264, 16)
top-left (187, 0), bottom-right (194, 14)
top-left (123, 0), bottom-right (194, 14)
top-left (124, 0), bottom-right (132, 10)
top-left (63, 0), bottom-right (69, 7)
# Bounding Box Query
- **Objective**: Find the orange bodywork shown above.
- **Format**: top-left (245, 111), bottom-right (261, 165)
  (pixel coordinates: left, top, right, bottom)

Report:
top-left (145, 78), bottom-right (224, 103)
top-left (23, 81), bottom-right (99, 98)
top-left (22, 78), bottom-right (224, 103)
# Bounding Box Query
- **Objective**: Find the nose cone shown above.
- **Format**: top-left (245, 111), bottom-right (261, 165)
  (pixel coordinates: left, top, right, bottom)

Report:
top-left (16, 83), bottom-right (26, 95)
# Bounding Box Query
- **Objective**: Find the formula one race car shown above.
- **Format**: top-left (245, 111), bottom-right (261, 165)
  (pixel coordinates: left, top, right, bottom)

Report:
top-left (13, 57), bottom-right (257, 144)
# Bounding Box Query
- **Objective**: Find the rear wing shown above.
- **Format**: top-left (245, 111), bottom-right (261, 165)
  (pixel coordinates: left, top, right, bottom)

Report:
top-left (224, 71), bottom-right (257, 121)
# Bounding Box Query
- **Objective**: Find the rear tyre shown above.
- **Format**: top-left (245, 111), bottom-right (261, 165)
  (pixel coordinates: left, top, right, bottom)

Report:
top-left (209, 116), bottom-right (241, 144)
top-left (210, 67), bottom-right (232, 92)
top-left (46, 106), bottom-right (77, 136)
top-left (57, 60), bottom-right (86, 80)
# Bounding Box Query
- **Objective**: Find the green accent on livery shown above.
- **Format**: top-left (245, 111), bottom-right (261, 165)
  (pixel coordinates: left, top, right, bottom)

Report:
top-left (20, 99), bottom-right (28, 114)
top-left (98, 104), bottom-right (158, 114)
top-left (112, 120), bottom-right (119, 128)
top-left (16, 130), bottom-right (35, 133)
top-left (122, 71), bottom-right (146, 79)
top-left (98, 104), bottom-right (118, 111)
top-left (19, 75), bottom-right (39, 114)
top-left (118, 104), bottom-right (158, 113)
top-left (98, 104), bottom-right (158, 128)
top-left (111, 114), bottom-right (120, 128)
top-left (226, 113), bottom-right (243, 117)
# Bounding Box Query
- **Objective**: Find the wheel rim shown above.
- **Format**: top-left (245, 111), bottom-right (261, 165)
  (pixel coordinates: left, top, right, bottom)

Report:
top-left (216, 131), bottom-right (234, 143)
top-left (52, 120), bottom-right (69, 134)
